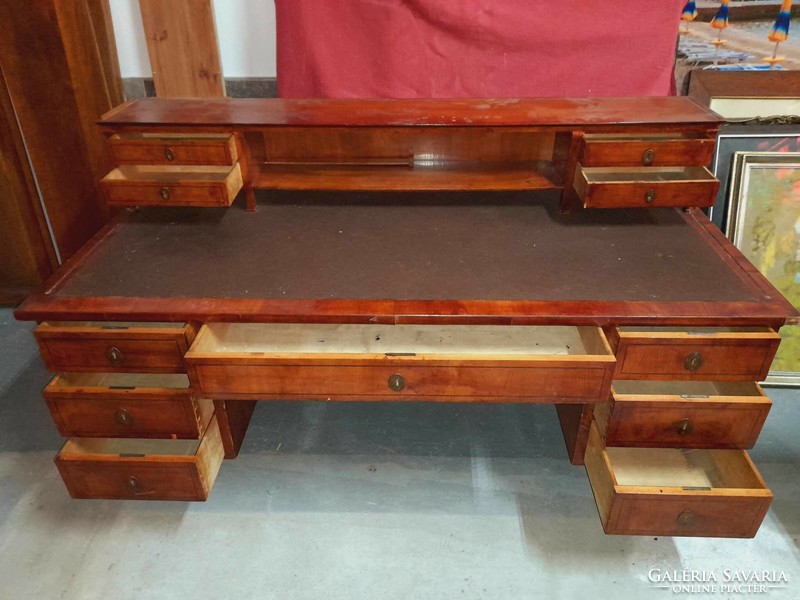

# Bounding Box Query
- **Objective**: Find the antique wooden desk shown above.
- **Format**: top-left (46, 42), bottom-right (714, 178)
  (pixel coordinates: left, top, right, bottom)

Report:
top-left (14, 97), bottom-right (796, 538)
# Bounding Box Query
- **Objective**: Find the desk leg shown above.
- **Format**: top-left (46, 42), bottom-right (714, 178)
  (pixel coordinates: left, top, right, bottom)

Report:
top-left (214, 399), bottom-right (256, 459)
top-left (555, 403), bottom-right (594, 465)
top-left (235, 132), bottom-right (257, 212)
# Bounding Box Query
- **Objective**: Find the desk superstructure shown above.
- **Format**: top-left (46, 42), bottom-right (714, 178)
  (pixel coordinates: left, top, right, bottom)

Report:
top-left (15, 97), bottom-right (796, 538)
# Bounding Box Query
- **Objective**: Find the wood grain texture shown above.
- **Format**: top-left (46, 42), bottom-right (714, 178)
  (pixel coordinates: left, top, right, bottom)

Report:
top-left (213, 399), bottom-right (255, 459)
top-left (556, 403), bottom-right (596, 465)
top-left (55, 414), bottom-right (224, 500)
top-left (0, 0), bottom-right (116, 259)
top-left (109, 133), bottom-right (237, 165)
top-left (99, 97), bottom-right (721, 128)
top-left (43, 373), bottom-right (211, 439)
top-left (580, 136), bottom-right (715, 168)
top-left (584, 421), bottom-right (772, 537)
top-left (0, 66), bottom-right (58, 304)
top-left (598, 382), bottom-right (771, 449)
top-left (139, 0), bottom-right (224, 98)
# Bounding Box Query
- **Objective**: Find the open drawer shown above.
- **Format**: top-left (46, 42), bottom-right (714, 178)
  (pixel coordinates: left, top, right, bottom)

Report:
top-left (109, 133), bottom-right (238, 166)
top-left (607, 326), bottom-right (781, 381)
top-left (585, 421), bottom-right (772, 537)
top-left (55, 414), bottom-right (223, 501)
top-left (101, 164), bottom-right (243, 207)
top-left (185, 323), bottom-right (616, 403)
top-left (573, 165), bottom-right (718, 208)
top-left (43, 373), bottom-right (213, 439)
top-left (34, 321), bottom-right (196, 373)
top-left (594, 380), bottom-right (771, 449)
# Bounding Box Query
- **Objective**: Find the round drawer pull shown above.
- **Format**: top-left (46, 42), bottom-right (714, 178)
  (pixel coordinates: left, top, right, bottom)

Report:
top-left (642, 148), bottom-right (655, 166)
top-left (127, 475), bottom-right (141, 491)
top-left (684, 351), bottom-right (703, 372)
top-left (677, 510), bottom-right (695, 527)
top-left (116, 409), bottom-right (132, 426)
top-left (388, 373), bottom-right (406, 392)
top-left (164, 147), bottom-right (175, 161)
top-left (106, 346), bottom-right (124, 366)
top-left (159, 186), bottom-right (170, 201)
top-left (644, 189), bottom-right (656, 204)
top-left (676, 418), bottom-right (693, 436)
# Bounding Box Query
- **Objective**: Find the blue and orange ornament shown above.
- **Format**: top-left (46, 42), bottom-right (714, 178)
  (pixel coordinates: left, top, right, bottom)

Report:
top-left (766, 0), bottom-right (793, 65)
top-left (710, 0), bottom-right (730, 46)
top-left (681, 1), bottom-right (698, 35)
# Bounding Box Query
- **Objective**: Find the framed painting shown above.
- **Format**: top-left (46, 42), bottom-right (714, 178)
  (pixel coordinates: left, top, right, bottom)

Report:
top-left (710, 127), bottom-right (800, 231)
top-left (726, 152), bottom-right (800, 386)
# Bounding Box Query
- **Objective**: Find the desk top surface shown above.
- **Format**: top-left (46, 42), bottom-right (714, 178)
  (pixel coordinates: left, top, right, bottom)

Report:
top-left (100, 97), bottom-right (720, 128)
top-left (16, 192), bottom-right (794, 326)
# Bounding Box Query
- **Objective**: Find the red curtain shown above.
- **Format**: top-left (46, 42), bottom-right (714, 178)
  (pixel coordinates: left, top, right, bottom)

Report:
top-left (276, 0), bottom-right (683, 99)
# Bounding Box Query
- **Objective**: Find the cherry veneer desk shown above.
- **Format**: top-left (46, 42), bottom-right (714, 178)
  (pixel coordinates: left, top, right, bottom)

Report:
top-left (15, 97), bottom-right (796, 538)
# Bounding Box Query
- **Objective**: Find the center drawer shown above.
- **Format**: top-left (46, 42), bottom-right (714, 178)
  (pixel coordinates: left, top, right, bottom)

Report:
top-left (55, 413), bottom-right (224, 501)
top-left (184, 323), bottom-right (616, 402)
top-left (34, 321), bottom-right (196, 373)
top-left (43, 373), bottom-right (213, 439)
top-left (608, 326), bottom-right (781, 381)
top-left (584, 421), bottom-right (772, 538)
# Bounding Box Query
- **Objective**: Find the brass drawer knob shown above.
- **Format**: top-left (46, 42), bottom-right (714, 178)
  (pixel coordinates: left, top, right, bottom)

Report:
top-left (676, 418), bottom-right (693, 436)
top-left (642, 148), bottom-right (655, 166)
top-left (677, 510), bottom-right (695, 527)
top-left (164, 147), bottom-right (175, 161)
top-left (160, 186), bottom-right (170, 200)
top-left (388, 373), bottom-right (406, 392)
top-left (127, 475), bottom-right (141, 491)
top-left (684, 351), bottom-right (703, 372)
top-left (116, 409), bottom-right (132, 426)
top-left (106, 346), bottom-right (124, 366)
top-left (644, 189), bottom-right (656, 204)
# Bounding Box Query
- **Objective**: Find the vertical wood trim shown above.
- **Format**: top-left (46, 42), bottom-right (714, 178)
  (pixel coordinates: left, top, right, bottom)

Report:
top-left (0, 66), bottom-right (58, 304)
top-left (88, 0), bottom-right (125, 107)
top-left (139, 0), bottom-right (225, 98)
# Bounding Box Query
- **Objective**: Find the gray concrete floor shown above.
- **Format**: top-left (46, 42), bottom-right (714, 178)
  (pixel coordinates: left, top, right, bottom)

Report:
top-left (0, 308), bottom-right (798, 600)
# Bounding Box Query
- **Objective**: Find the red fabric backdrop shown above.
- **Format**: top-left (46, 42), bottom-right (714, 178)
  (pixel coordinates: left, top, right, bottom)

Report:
top-left (275, 0), bottom-right (683, 99)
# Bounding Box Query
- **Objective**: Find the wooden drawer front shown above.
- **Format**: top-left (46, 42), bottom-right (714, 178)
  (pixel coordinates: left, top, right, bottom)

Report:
top-left (610, 327), bottom-right (780, 381)
top-left (585, 421), bottom-right (772, 537)
top-left (35, 322), bottom-right (195, 373)
top-left (110, 133), bottom-right (237, 166)
top-left (580, 134), bottom-right (714, 168)
top-left (101, 164), bottom-right (243, 207)
top-left (55, 414), bottom-right (224, 501)
top-left (43, 373), bottom-right (212, 439)
top-left (185, 323), bottom-right (616, 402)
top-left (574, 165), bottom-right (718, 209)
top-left (596, 381), bottom-right (771, 449)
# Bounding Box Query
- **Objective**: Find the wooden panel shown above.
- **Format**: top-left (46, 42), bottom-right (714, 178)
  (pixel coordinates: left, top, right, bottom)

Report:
top-left (610, 327), bottom-right (781, 381)
top-left (55, 414), bottom-right (224, 500)
top-left (0, 67), bottom-right (57, 304)
top-left (598, 381), bottom-right (771, 449)
top-left (34, 321), bottom-right (195, 373)
top-left (98, 97), bottom-right (721, 128)
top-left (102, 164), bottom-right (242, 207)
top-left (0, 0), bottom-right (117, 259)
top-left (575, 166), bottom-right (719, 209)
top-left (138, 0), bottom-right (224, 98)
top-left (43, 373), bottom-right (212, 439)
top-left (585, 421), bottom-right (772, 537)
top-left (87, 0), bottom-right (125, 108)
top-left (110, 133), bottom-right (237, 165)
top-left (580, 134), bottom-right (715, 168)
top-left (214, 399), bottom-right (256, 459)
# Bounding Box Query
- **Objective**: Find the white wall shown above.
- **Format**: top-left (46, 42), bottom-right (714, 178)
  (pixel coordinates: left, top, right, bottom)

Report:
top-left (108, 0), bottom-right (277, 78)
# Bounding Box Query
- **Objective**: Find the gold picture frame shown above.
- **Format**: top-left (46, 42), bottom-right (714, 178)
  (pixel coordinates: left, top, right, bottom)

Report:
top-left (726, 152), bottom-right (800, 386)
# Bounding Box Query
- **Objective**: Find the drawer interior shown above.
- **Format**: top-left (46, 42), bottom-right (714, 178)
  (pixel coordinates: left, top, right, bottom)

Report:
top-left (51, 373), bottom-right (190, 390)
top-left (61, 436), bottom-right (200, 457)
top-left (612, 380), bottom-right (763, 398)
top-left (104, 165), bottom-right (235, 182)
top-left (189, 323), bottom-right (612, 357)
top-left (607, 446), bottom-right (767, 491)
top-left (580, 166), bottom-right (714, 183)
